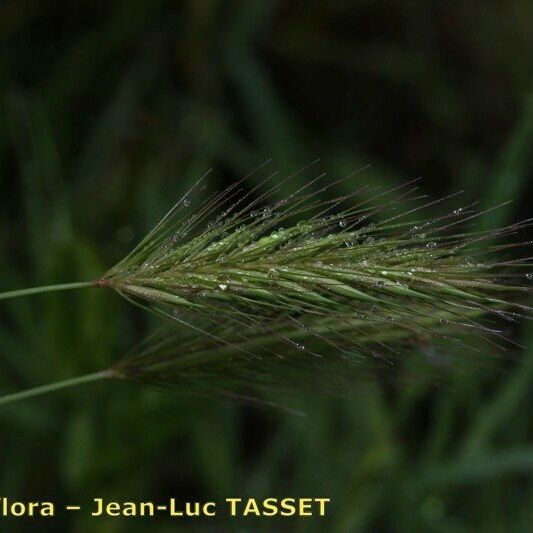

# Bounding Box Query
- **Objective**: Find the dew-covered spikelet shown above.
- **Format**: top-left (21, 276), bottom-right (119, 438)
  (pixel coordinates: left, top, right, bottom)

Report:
top-left (98, 168), bottom-right (531, 358)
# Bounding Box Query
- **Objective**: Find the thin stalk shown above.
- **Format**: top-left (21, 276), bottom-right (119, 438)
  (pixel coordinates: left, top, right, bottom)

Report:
top-left (0, 281), bottom-right (93, 302)
top-left (0, 370), bottom-right (114, 407)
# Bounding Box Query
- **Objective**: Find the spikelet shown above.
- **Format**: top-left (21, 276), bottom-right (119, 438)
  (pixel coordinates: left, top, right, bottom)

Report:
top-left (97, 167), bottom-right (532, 362)
top-left (107, 311), bottom-right (475, 409)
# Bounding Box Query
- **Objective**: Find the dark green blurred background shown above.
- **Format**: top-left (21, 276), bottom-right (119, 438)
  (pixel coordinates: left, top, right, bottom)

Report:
top-left (1, 1), bottom-right (532, 531)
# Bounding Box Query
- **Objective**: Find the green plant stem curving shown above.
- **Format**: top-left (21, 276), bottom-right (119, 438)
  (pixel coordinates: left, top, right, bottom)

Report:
top-left (0, 281), bottom-right (93, 301)
top-left (0, 371), bottom-right (114, 407)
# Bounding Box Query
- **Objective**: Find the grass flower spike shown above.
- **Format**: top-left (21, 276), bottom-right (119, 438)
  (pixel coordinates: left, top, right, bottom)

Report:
top-left (100, 171), bottom-right (531, 347)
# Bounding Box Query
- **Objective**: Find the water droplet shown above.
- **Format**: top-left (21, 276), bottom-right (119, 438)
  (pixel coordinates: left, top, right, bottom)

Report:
top-left (376, 281), bottom-right (385, 288)
top-left (344, 241), bottom-right (354, 248)
top-left (270, 232), bottom-right (279, 239)
top-left (339, 219), bottom-right (348, 228)
top-left (526, 273), bottom-right (533, 280)
top-left (267, 268), bottom-right (278, 279)
top-left (453, 208), bottom-right (463, 215)
top-left (183, 197), bottom-right (191, 207)
top-left (218, 284), bottom-right (228, 291)
top-left (426, 242), bottom-right (437, 249)
top-left (262, 208), bottom-right (272, 219)
top-left (370, 305), bottom-right (379, 313)
top-left (295, 343), bottom-right (305, 351)
top-left (463, 258), bottom-right (474, 268)
top-left (386, 315), bottom-right (395, 322)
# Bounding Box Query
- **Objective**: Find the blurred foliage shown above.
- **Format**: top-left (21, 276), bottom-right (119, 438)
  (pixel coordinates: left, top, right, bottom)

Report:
top-left (0, 1), bottom-right (532, 531)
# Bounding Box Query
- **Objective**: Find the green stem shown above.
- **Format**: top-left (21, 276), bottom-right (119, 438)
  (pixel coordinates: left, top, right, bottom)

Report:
top-left (0, 281), bottom-right (94, 301)
top-left (0, 370), bottom-right (114, 407)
